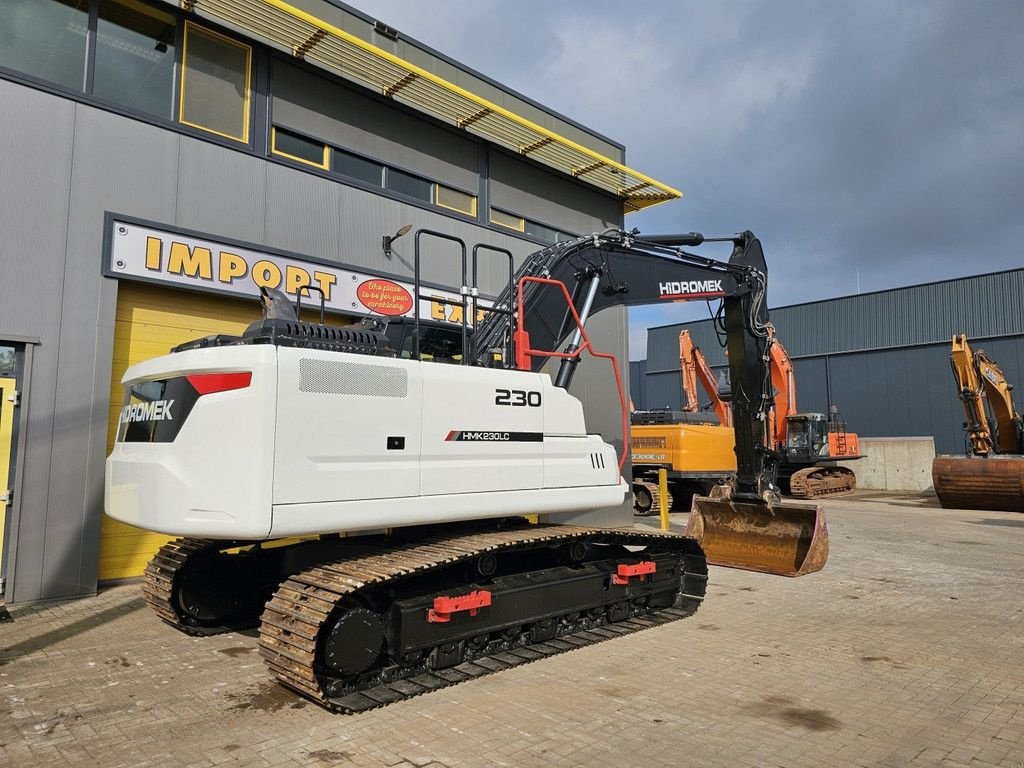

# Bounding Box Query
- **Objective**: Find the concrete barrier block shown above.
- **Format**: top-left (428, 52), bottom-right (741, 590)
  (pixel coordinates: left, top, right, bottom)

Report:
top-left (838, 437), bottom-right (936, 492)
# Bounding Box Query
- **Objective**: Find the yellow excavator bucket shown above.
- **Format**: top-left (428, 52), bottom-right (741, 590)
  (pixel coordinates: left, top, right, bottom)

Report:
top-left (685, 495), bottom-right (829, 577)
top-left (932, 455), bottom-right (1024, 512)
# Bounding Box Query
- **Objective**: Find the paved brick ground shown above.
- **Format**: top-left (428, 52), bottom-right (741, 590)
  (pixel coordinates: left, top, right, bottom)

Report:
top-left (1, 493), bottom-right (1022, 768)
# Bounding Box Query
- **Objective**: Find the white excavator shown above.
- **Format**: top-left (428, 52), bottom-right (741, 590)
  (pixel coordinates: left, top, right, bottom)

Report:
top-left (106, 228), bottom-right (828, 712)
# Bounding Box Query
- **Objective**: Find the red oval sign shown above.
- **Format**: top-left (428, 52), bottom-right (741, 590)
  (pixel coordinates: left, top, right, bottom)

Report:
top-left (356, 279), bottom-right (413, 316)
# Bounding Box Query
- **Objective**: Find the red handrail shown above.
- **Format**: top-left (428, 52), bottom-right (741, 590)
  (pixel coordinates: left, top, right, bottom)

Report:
top-left (514, 276), bottom-right (630, 474)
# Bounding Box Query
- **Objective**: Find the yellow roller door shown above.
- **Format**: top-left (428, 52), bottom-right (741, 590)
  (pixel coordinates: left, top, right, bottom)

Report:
top-left (99, 282), bottom-right (263, 581)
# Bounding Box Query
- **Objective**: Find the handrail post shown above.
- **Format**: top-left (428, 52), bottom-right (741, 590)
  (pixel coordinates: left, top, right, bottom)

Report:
top-left (413, 229), bottom-right (468, 362)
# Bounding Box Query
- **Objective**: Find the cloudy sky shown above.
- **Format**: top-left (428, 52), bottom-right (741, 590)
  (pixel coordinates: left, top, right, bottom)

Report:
top-left (354, 0), bottom-right (1023, 358)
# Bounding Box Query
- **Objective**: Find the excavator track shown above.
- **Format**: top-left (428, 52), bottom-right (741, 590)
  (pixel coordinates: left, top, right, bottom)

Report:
top-left (632, 479), bottom-right (674, 516)
top-left (788, 465), bottom-right (857, 499)
top-left (143, 538), bottom-right (220, 635)
top-left (143, 537), bottom-right (271, 636)
top-left (258, 523), bottom-right (706, 712)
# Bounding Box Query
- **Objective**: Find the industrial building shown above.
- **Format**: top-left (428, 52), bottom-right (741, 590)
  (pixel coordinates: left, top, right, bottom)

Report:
top-left (632, 267), bottom-right (1024, 457)
top-left (0, 0), bottom-right (681, 604)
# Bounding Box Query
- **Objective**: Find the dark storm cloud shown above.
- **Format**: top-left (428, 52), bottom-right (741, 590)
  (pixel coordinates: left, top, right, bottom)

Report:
top-left (352, 0), bottom-right (1023, 350)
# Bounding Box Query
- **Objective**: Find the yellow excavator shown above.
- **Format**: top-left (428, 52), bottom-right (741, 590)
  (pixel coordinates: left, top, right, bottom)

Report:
top-left (932, 334), bottom-right (1024, 512)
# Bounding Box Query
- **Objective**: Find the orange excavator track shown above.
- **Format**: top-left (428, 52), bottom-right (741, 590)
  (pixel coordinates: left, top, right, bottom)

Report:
top-left (788, 466), bottom-right (857, 499)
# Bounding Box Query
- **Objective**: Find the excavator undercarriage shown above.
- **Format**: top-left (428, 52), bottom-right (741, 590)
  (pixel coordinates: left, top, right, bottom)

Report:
top-left (144, 522), bottom-right (707, 711)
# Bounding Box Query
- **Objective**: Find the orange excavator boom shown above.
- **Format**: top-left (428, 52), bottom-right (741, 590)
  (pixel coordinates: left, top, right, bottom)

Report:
top-left (766, 325), bottom-right (796, 448)
top-left (678, 330), bottom-right (732, 427)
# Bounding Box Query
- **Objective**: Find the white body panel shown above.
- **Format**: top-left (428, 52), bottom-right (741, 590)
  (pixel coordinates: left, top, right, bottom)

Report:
top-left (106, 347), bottom-right (626, 539)
top-left (105, 345), bottom-right (278, 538)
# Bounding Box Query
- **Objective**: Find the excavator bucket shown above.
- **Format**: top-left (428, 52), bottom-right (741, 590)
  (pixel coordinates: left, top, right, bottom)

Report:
top-left (685, 495), bottom-right (828, 577)
top-left (932, 455), bottom-right (1024, 512)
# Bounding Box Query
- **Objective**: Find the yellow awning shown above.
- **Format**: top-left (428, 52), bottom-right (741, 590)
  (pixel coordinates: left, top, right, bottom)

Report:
top-left (181, 0), bottom-right (682, 212)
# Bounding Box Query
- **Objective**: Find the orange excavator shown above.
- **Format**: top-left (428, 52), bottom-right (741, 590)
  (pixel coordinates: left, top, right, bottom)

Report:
top-left (766, 328), bottom-right (862, 498)
top-left (633, 327), bottom-right (861, 509)
top-left (932, 334), bottom-right (1024, 512)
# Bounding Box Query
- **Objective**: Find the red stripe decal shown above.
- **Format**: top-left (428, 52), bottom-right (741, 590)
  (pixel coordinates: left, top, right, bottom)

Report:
top-left (658, 292), bottom-right (727, 300)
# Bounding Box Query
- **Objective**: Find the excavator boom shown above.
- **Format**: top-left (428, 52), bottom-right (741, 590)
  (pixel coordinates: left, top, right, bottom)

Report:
top-left (950, 334), bottom-right (994, 456)
top-left (767, 326), bottom-right (796, 448)
top-left (678, 330), bottom-right (732, 426)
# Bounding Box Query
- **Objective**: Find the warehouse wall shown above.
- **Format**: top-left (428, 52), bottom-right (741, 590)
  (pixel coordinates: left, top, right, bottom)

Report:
top-left (0, 78), bottom-right (630, 603)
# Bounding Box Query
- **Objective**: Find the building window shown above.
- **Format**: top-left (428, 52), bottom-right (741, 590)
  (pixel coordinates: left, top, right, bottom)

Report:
top-left (272, 126), bottom-right (329, 169)
top-left (179, 21), bottom-right (251, 142)
top-left (93, 0), bottom-right (176, 119)
top-left (0, 0), bottom-right (89, 92)
top-left (386, 168), bottom-right (433, 203)
top-left (435, 184), bottom-right (477, 217)
top-left (490, 209), bottom-right (525, 232)
top-left (334, 148), bottom-right (384, 187)
top-left (525, 220), bottom-right (559, 243)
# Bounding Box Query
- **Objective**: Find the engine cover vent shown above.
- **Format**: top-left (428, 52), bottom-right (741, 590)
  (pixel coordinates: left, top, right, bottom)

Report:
top-left (299, 359), bottom-right (408, 398)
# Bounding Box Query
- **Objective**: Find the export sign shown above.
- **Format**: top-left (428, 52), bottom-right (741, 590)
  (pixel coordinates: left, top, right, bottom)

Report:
top-left (105, 218), bottom-right (488, 324)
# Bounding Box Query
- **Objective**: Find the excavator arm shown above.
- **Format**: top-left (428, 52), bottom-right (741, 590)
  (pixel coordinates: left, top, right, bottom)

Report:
top-left (950, 334), bottom-right (994, 456)
top-left (679, 329), bottom-right (732, 427)
top-left (473, 229), bottom-right (777, 502)
top-left (974, 349), bottom-right (1024, 454)
top-left (471, 229), bottom-right (827, 575)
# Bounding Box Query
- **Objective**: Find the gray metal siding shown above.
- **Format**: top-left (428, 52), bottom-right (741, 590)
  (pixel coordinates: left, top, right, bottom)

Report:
top-left (0, 81), bottom-right (76, 602)
top-left (176, 136), bottom-right (269, 244)
top-left (791, 358), bottom-right (829, 414)
top-left (647, 321), bottom-right (724, 372)
top-left (272, 60), bottom-right (479, 192)
top-left (629, 360), bottom-right (647, 411)
top-left (644, 371), bottom-right (685, 411)
top-left (57, 108), bottom-right (184, 600)
top-left (489, 150), bottom-right (622, 235)
top-left (1, 77), bottom-right (632, 602)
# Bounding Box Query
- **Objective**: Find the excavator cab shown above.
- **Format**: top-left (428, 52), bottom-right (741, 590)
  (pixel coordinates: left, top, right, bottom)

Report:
top-left (784, 414), bottom-right (830, 460)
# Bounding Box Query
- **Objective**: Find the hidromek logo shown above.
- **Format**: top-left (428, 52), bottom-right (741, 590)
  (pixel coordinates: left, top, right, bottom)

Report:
top-left (659, 279), bottom-right (724, 298)
top-left (120, 400), bottom-right (175, 423)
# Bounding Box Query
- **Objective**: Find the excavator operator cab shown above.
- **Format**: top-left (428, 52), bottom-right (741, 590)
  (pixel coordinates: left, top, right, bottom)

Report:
top-left (784, 414), bottom-right (830, 460)
top-left (384, 318), bottom-right (466, 363)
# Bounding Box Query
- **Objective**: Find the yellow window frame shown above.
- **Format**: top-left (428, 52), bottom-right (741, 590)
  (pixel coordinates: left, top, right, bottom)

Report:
top-left (434, 184), bottom-right (477, 217)
top-left (271, 126), bottom-right (330, 170)
top-left (179, 21), bottom-right (253, 143)
top-left (489, 208), bottom-right (525, 232)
